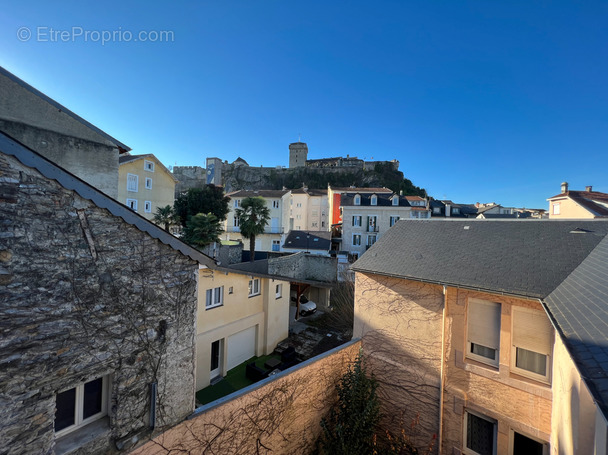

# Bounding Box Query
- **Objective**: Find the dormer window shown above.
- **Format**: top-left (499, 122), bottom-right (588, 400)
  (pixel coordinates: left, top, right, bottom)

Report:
top-left (354, 195), bottom-right (361, 205)
top-left (370, 195), bottom-right (377, 206)
top-left (392, 196), bottom-right (399, 206)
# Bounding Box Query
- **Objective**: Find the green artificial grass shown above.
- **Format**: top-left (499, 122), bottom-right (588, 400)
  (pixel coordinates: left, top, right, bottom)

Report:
top-left (195, 353), bottom-right (282, 406)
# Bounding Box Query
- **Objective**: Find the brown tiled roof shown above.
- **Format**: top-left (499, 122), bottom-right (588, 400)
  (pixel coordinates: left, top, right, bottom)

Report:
top-left (549, 190), bottom-right (608, 217)
top-left (405, 196), bottom-right (425, 201)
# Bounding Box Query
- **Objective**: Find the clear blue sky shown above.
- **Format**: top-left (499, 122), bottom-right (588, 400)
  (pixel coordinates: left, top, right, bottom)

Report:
top-left (2, 1), bottom-right (607, 209)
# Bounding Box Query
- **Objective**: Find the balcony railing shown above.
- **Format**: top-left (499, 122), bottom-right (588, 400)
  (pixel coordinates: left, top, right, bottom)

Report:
top-left (367, 226), bottom-right (379, 233)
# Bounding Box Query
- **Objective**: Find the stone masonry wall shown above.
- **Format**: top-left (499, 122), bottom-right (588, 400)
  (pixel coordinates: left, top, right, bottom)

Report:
top-left (268, 252), bottom-right (337, 283)
top-left (0, 152), bottom-right (198, 455)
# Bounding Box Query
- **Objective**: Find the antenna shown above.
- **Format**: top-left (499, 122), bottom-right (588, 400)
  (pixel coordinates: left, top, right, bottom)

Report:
top-left (298, 133), bottom-right (301, 142)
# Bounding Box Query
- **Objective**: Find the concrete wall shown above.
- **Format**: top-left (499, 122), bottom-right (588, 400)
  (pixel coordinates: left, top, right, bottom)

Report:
top-left (0, 152), bottom-right (198, 455)
top-left (268, 252), bottom-right (337, 283)
top-left (195, 269), bottom-right (290, 390)
top-left (130, 340), bottom-right (361, 455)
top-left (0, 71), bottom-right (121, 199)
top-left (118, 157), bottom-right (176, 221)
top-left (354, 274), bottom-right (444, 451)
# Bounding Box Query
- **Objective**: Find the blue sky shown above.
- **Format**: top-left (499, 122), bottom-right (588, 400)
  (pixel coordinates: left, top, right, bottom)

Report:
top-left (2, 1), bottom-right (607, 209)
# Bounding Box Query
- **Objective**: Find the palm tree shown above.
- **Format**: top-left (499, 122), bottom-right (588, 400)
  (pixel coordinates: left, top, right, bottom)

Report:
top-left (183, 213), bottom-right (222, 248)
top-left (153, 205), bottom-right (177, 232)
top-left (236, 197), bottom-right (271, 262)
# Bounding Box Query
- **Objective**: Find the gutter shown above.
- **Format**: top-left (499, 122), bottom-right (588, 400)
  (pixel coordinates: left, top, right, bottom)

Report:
top-left (438, 285), bottom-right (447, 454)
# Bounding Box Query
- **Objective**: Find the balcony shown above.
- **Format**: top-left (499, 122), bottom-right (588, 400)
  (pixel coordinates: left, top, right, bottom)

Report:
top-left (366, 226), bottom-right (379, 233)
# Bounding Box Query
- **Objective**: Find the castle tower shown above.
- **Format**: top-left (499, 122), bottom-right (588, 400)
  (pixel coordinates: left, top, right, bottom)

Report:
top-left (206, 157), bottom-right (223, 185)
top-left (289, 142), bottom-right (308, 168)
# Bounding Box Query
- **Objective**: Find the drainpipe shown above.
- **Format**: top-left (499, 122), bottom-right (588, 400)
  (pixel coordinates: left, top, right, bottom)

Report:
top-left (438, 285), bottom-right (447, 454)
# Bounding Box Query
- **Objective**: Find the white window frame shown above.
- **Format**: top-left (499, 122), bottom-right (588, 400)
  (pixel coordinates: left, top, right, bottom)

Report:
top-left (352, 215), bottom-right (362, 227)
top-left (248, 278), bottom-right (260, 297)
top-left (234, 199), bottom-right (241, 208)
top-left (272, 200), bottom-right (280, 208)
top-left (55, 375), bottom-right (109, 438)
top-left (144, 201), bottom-right (152, 213)
top-left (354, 195), bottom-right (361, 205)
top-left (370, 194), bottom-right (377, 206)
top-left (144, 160), bottom-right (155, 172)
top-left (390, 216), bottom-right (400, 227)
top-left (552, 203), bottom-right (560, 215)
top-left (433, 207), bottom-right (441, 214)
top-left (367, 234), bottom-right (377, 247)
top-left (126, 198), bottom-right (138, 211)
top-left (511, 306), bottom-right (553, 383)
top-left (367, 216), bottom-right (377, 232)
top-left (466, 298), bottom-right (501, 367)
top-left (509, 429), bottom-right (549, 455)
top-left (352, 234), bottom-right (361, 246)
top-left (145, 177), bottom-right (153, 189)
top-left (127, 173), bottom-right (138, 192)
top-left (275, 283), bottom-right (282, 299)
top-left (206, 286), bottom-right (224, 309)
top-left (463, 410), bottom-right (497, 455)
top-left (392, 196), bottom-right (399, 206)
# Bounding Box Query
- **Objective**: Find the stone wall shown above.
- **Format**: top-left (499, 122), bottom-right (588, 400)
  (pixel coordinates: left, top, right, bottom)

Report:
top-left (172, 165), bottom-right (205, 197)
top-left (268, 252), bottom-right (337, 283)
top-left (0, 152), bottom-right (198, 455)
top-left (130, 339), bottom-right (362, 455)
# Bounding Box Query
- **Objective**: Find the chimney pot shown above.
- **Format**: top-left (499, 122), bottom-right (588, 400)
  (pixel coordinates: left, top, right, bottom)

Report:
top-left (586, 185), bottom-right (593, 192)
top-left (561, 182), bottom-right (569, 193)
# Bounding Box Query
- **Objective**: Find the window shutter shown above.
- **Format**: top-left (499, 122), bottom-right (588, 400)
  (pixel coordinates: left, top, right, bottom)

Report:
top-left (206, 289), bottom-right (212, 307)
top-left (512, 309), bottom-right (553, 355)
top-left (467, 299), bottom-right (500, 350)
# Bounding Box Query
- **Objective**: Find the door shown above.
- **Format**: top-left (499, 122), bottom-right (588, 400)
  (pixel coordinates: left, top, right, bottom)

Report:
top-left (227, 326), bottom-right (256, 370)
top-left (210, 339), bottom-right (223, 380)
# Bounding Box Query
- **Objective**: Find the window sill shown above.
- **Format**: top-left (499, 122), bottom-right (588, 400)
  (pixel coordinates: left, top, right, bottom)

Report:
top-left (206, 304), bottom-right (223, 310)
top-left (248, 294), bottom-right (261, 298)
top-left (55, 417), bottom-right (110, 455)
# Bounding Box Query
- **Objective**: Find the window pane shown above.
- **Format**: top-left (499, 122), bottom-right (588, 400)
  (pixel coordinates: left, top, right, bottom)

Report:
top-left (516, 347), bottom-right (547, 376)
top-left (513, 432), bottom-right (543, 455)
top-left (467, 413), bottom-right (494, 455)
top-left (55, 388), bottom-right (76, 431)
top-left (211, 340), bottom-right (220, 370)
top-left (83, 378), bottom-right (103, 419)
top-left (471, 343), bottom-right (496, 361)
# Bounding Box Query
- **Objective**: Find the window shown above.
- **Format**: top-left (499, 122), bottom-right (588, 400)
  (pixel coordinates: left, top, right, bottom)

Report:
top-left (126, 199), bottom-right (138, 211)
top-left (311, 222), bottom-right (318, 227)
top-left (354, 195), bottom-right (361, 205)
top-left (352, 215), bottom-right (362, 227)
top-left (206, 286), bottom-right (224, 309)
top-left (272, 200), bottom-right (280, 208)
top-left (367, 216), bottom-right (377, 232)
top-left (296, 203), bottom-right (302, 208)
top-left (352, 234), bottom-right (361, 246)
top-left (367, 235), bottom-right (377, 247)
top-left (234, 199), bottom-right (240, 208)
top-left (127, 173), bottom-right (138, 192)
top-left (275, 283), bottom-right (282, 298)
top-left (552, 203), bottom-right (560, 215)
top-left (145, 177), bottom-right (152, 189)
top-left (248, 278), bottom-right (260, 297)
top-left (272, 240), bottom-right (280, 252)
top-left (453, 207), bottom-right (461, 215)
top-left (392, 196), bottom-right (399, 206)
top-left (464, 411), bottom-right (496, 455)
top-left (144, 160), bottom-right (155, 172)
top-left (234, 216), bottom-right (240, 228)
top-left (511, 307), bottom-right (553, 382)
top-left (390, 216), bottom-right (400, 227)
top-left (433, 207), bottom-right (441, 214)
top-left (370, 194), bottom-right (377, 205)
top-left (144, 201), bottom-right (152, 213)
top-left (511, 431), bottom-right (548, 455)
top-left (321, 221), bottom-right (325, 228)
top-left (228, 286), bottom-right (233, 294)
top-left (467, 298), bottom-right (500, 367)
top-left (55, 376), bottom-right (109, 437)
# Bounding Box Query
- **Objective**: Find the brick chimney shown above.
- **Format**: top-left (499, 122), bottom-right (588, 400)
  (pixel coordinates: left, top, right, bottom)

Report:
top-left (561, 182), bottom-right (569, 193)
top-left (585, 185), bottom-right (593, 192)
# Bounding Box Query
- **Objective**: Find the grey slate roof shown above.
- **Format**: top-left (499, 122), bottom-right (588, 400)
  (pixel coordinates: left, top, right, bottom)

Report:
top-left (283, 230), bottom-right (331, 251)
top-left (544, 234), bottom-right (608, 418)
top-left (352, 219), bottom-right (608, 299)
top-left (0, 132), bottom-right (215, 267)
top-left (341, 193), bottom-right (411, 207)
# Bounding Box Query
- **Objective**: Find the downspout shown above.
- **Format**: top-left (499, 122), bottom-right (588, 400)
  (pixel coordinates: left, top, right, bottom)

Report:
top-left (438, 285), bottom-right (447, 454)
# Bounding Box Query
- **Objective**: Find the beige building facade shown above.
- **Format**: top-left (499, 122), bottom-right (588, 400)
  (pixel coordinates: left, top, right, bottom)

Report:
top-left (547, 182), bottom-right (608, 219)
top-left (195, 267), bottom-right (290, 390)
top-left (118, 154), bottom-right (176, 221)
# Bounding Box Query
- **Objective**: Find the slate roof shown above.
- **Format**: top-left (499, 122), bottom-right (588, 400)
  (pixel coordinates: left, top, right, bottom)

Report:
top-left (544, 234), bottom-right (608, 418)
top-left (283, 230), bottom-right (331, 251)
top-left (352, 219), bottom-right (608, 299)
top-left (0, 66), bottom-right (130, 153)
top-left (330, 186), bottom-right (393, 193)
top-left (341, 193), bottom-right (411, 208)
top-left (0, 132), bottom-right (215, 267)
top-left (227, 189), bottom-right (289, 198)
top-left (549, 190), bottom-right (608, 217)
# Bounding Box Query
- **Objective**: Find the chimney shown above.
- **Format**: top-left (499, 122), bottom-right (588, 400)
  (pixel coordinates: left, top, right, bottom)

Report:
top-left (561, 182), bottom-right (568, 193)
top-left (586, 185), bottom-right (593, 192)
top-left (445, 203), bottom-right (451, 217)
